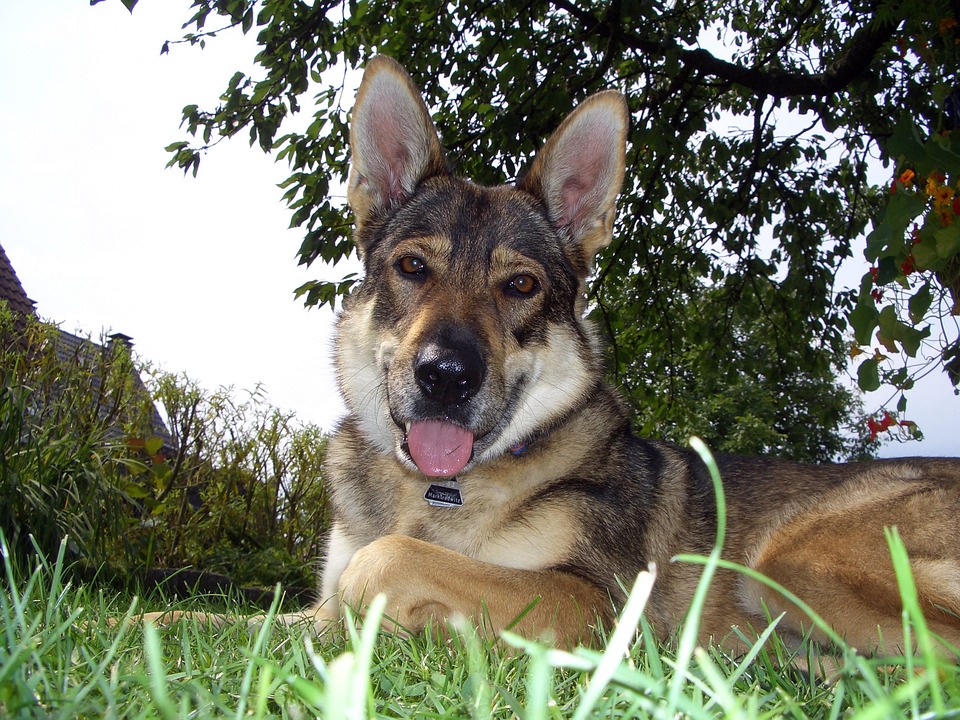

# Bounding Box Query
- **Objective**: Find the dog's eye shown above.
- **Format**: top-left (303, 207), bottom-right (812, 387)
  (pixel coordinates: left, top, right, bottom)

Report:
top-left (506, 274), bottom-right (539, 296)
top-left (397, 256), bottom-right (427, 276)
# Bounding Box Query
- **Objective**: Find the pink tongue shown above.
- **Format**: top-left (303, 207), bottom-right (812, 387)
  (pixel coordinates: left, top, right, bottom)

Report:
top-left (407, 420), bottom-right (474, 477)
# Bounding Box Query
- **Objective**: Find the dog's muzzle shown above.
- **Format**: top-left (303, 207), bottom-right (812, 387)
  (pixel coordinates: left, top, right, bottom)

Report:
top-left (404, 337), bottom-right (486, 477)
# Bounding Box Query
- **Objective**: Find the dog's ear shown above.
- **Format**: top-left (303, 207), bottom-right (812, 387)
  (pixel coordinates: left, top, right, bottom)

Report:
top-left (347, 56), bottom-right (447, 232)
top-left (519, 91), bottom-right (628, 273)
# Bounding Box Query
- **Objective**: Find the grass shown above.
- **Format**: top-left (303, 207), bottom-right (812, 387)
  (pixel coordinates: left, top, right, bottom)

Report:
top-left (2, 537), bottom-right (960, 719)
top-left (3, 443), bottom-right (960, 718)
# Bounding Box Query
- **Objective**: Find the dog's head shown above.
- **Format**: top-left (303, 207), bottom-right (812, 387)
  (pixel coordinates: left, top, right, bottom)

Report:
top-left (336, 56), bottom-right (628, 478)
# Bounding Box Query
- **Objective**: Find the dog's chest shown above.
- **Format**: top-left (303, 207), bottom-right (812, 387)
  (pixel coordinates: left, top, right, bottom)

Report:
top-left (391, 470), bottom-right (577, 572)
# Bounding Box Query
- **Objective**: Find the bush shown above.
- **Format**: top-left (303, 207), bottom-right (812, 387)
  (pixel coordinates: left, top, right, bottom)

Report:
top-left (127, 373), bottom-right (330, 589)
top-left (0, 302), bottom-right (330, 592)
top-left (0, 304), bottom-right (149, 564)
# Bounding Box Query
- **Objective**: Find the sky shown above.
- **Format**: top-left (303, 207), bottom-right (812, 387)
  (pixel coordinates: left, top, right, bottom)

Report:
top-left (1, 1), bottom-right (957, 457)
top-left (1, 0), bottom-right (349, 429)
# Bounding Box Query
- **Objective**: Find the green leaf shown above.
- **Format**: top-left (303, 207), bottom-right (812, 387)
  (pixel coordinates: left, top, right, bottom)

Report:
top-left (849, 301), bottom-right (879, 346)
top-left (934, 224), bottom-right (960, 260)
top-left (887, 114), bottom-right (960, 178)
top-left (899, 323), bottom-right (930, 358)
top-left (857, 357), bottom-right (880, 392)
top-left (122, 482), bottom-right (150, 499)
top-left (151, 462), bottom-right (173, 488)
top-left (908, 282), bottom-right (932, 324)
top-left (875, 256), bottom-right (899, 285)
top-left (888, 115), bottom-right (928, 171)
top-left (912, 238), bottom-right (942, 271)
top-left (144, 436), bottom-right (164, 456)
top-left (877, 305), bottom-right (930, 357)
top-left (865, 193), bottom-right (926, 262)
top-left (944, 342), bottom-right (960, 387)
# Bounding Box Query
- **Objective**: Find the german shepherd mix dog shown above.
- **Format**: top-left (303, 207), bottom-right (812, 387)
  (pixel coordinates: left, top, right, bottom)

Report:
top-left (151, 56), bottom-right (960, 659)
top-left (303, 55), bottom-right (960, 656)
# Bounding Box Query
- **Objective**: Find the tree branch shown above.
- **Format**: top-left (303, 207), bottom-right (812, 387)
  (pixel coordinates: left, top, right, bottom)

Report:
top-left (552, 0), bottom-right (903, 98)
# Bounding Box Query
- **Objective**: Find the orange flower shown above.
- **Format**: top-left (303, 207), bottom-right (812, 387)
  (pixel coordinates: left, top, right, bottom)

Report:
top-left (898, 168), bottom-right (916, 186)
top-left (932, 183), bottom-right (956, 226)
top-left (926, 172), bottom-right (956, 223)
top-left (934, 184), bottom-right (956, 206)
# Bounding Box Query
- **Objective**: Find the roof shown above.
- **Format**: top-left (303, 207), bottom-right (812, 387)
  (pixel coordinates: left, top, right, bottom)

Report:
top-left (0, 242), bottom-right (37, 318)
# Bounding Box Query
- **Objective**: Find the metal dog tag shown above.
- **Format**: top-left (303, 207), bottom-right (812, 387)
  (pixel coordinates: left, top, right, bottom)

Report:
top-left (424, 479), bottom-right (463, 507)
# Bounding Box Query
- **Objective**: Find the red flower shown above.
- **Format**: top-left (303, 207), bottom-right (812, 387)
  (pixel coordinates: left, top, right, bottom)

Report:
top-left (901, 255), bottom-right (916, 275)
top-left (867, 411), bottom-right (898, 441)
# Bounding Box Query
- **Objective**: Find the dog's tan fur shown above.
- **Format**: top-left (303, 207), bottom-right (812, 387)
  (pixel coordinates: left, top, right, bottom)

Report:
top-left (142, 57), bottom-right (960, 659)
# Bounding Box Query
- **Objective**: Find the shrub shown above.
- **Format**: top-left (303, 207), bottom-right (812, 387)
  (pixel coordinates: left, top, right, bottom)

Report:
top-left (0, 302), bottom-right (330, 592)
top-left (0, 304), bottom-right (148, 564)
top-left (125, 372), bottom-right (330, 589)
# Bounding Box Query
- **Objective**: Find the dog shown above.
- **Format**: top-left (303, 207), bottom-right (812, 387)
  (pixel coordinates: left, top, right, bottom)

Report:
top-left (149, 56), bottom-right (960, 659)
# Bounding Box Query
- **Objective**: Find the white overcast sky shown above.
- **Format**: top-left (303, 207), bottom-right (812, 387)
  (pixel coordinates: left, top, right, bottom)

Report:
top-left (2, 0), bottom-right (350, 430)
top-left (1, 1), bottom-right (957, 457)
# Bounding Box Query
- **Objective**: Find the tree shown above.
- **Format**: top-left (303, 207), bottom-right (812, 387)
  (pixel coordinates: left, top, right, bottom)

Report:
top-left (101, 0), bottom-right (960, 457)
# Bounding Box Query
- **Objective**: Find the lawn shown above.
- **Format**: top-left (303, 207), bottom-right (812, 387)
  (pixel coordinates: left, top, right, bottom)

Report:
top-left (2, 533), bottom-right (959, 720)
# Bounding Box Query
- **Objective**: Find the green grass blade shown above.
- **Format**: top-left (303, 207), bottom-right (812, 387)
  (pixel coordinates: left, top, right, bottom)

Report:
top-left (663, 437), bottom-right (727, 717)
top-left (884, 526), bottom-right (945, 716)
top-left (143, 621), bottom-right (178, 720)
top-left (234, 584), bottom-right (284, 720)
top-left (572, 568), bottom-right (655, 720)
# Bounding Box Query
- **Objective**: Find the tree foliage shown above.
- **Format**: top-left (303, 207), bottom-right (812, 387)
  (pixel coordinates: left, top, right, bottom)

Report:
top-left (106, 0), bottom-right (960, 457)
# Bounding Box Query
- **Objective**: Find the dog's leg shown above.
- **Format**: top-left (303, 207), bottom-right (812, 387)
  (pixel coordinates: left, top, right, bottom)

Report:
top-left (335, 534), bottom-right (612, 648)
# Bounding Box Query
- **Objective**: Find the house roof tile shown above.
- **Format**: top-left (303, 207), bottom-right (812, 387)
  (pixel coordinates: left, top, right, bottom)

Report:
top-left (0, 242), bottom-right (37, 318)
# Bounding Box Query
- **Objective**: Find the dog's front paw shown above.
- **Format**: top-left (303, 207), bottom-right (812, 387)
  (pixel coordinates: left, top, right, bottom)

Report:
top-left (337, 534), bottom-right (455, 635)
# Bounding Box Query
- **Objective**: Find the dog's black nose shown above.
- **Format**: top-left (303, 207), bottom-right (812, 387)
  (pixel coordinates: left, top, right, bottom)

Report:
top-left (414, 343), bottom-right (485, 405)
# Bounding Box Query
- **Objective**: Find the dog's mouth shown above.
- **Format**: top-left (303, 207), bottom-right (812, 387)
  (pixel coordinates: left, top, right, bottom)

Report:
top-left (403, 420), bottom-right (475, 477)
